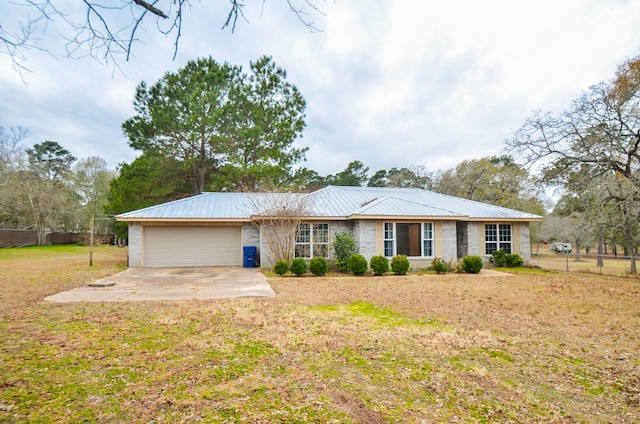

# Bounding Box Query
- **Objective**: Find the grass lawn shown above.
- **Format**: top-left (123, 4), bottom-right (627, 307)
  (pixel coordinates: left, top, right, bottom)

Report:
top-left (1, 246), bottom-right (640, 422)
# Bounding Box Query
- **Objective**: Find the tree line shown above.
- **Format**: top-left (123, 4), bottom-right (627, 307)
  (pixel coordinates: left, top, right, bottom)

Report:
top-left (0, 135), bottom-right (115, 245)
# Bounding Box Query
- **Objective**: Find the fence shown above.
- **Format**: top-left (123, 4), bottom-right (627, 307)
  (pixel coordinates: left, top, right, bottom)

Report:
top-left (0, 229), bottom-right (82, 248)
top-left (531, 252), bottom-right (639, 277)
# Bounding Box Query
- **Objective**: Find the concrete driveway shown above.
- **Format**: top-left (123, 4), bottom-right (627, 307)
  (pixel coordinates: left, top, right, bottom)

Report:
top-left (44, 267), bottom-right (275, 303)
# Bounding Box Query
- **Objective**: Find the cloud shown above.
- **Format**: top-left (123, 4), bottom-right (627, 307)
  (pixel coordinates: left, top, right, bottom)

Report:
top-left (2, 0), bottom-right (640, 178)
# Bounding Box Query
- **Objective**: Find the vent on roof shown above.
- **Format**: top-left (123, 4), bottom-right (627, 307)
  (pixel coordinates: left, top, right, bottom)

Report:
top-left (360, 198), bottom-right (378, 207)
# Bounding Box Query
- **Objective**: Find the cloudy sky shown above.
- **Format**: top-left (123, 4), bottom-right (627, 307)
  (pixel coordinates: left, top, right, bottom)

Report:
top-left (2, 0), bottom-right (640, 178)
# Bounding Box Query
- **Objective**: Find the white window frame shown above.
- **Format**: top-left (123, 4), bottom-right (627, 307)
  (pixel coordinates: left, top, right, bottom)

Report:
top-left (295, 223), bottom-right (329, 258)
top-left (423, 222), bottom-right (434, 257)
top-left (383, 222), bottom-right (434, 258)
top-left (485, 223), bottom-right (512, 254)
top-left (384, 222), bottom-right (394, 257)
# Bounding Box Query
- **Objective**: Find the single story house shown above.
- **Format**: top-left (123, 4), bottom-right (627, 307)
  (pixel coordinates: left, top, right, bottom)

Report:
top-left (116, 185), bottom-right (543, 268)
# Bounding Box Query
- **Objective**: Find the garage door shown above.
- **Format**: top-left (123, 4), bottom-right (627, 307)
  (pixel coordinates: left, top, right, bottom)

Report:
top-left (143, 226), bottom-right (241, 267)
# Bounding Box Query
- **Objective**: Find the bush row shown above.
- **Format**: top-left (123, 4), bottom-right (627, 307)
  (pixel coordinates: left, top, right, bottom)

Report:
top-left (429, 252), bottom-right (526, 274)
top-left (273, 257), bottom-right (329, 276)
top-left (273, 251), bottom-right (525, 276)
top-left (345, 253), bottom-right (410, 276)
top-left (272, 254), bottom-right (411, 276)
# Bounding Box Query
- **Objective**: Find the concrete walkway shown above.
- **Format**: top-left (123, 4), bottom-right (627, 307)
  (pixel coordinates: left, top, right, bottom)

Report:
top-left (44, 267), bottom-right (275, 303)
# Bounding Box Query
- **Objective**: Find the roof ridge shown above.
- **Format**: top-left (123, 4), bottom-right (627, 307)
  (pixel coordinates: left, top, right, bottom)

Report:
top-left (325, 185), bottom-right (425, 191)
top-left (350, 195), bottom-right (463, 217)
top-left (384, 195), bottom-right (461, 216)
top-left (350, 195), bottom-right (389, 214)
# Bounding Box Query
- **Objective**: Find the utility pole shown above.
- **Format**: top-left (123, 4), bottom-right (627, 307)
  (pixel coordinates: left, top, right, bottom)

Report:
top-left (89, 209), bottom-right (94, 267)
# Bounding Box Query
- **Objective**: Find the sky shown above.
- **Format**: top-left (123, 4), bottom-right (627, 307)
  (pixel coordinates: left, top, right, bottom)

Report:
top-left (2, 0), bottom-right (640, 178)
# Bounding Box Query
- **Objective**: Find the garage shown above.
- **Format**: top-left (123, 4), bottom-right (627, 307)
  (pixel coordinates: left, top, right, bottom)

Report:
top-left (143, 226), bottom-right (242, 267)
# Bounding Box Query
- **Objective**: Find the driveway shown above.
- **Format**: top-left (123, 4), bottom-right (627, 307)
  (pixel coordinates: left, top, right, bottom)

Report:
top-left (44, 267), bottom-right (275, 303)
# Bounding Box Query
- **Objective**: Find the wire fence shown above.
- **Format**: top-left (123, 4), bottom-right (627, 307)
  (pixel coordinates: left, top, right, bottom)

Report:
top-left (530, 252), bottom-right (639, 277)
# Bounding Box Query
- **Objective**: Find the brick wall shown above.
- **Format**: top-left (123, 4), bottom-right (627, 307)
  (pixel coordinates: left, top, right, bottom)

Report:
top-left (128, 223), bottom-right (143, 267)
top-left (520, 223), bottom-right (531, 261)
top-left (467, 222), bottom-right (479, 256)
top-left (353, 220), bottom-right (376, 260)
top-left (441, 221), bottom-right (457, 262)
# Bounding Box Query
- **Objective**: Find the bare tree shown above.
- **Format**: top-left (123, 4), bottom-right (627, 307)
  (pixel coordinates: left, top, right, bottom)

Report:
top-left (0, 126), bottom-right (28, 186)
top-left (599, 174), bottom-right (640, 274)
top-left (507, 56), bottom-right (640, 274)
top-left (507, 56), bottom-right (640, 190)
top-left (2, 1), bottom-right (328, 74)
top-left (0, 127), bottom-right (29, 230)
top-left (247, 192), bottom-right (315, 264)
top-left (73, 156), bottom-right (117, 264)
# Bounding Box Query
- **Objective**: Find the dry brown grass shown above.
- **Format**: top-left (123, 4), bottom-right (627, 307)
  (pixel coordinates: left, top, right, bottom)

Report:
top-left (1, 247), bottom-right (639, 422)
top-left (0, 245), bottom-right (127, 316)
top-left (269, 273), bottom-right (640, 416)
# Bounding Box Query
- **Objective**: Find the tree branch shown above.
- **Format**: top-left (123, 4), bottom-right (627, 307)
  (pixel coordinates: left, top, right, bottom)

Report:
top-left (133, 0), bottom-right (168, 19)
top-left (3, 1), bottom-right (329, 73)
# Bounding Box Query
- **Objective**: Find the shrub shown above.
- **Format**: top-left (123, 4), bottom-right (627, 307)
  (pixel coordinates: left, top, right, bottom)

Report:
top-left (491, 249), bottom-right (524, 268)
top-left (369, 255), bottom-right (389, 276)
top-left (431, 257), bottom-right (448, 274)
top-left (290, 258), bottom-right (308, 276)
top-left (505, 253), bottom-right (524, 267)
top-left (391, 254), bottom-right (410, 275)
top-left (309, 257), bottom-right (329, 276)
top-left (459, 255), bottom-right (483, 273)
top-left (490, 249), bottom-right (507, 267)
top-left (273, 260), bottom-right (289, 276)
top-left (348, 253), bottom-right (368, 276)
top-left (333, 232), bottom-right (356, 272)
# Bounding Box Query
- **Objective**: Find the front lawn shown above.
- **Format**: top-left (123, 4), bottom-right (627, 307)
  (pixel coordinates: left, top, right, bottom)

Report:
top-left (1, 246), bottom-right (639, 422)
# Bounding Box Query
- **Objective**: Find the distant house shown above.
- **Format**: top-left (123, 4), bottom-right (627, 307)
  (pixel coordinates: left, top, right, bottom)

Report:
top-left (116, 186), bottom-right (542, 268)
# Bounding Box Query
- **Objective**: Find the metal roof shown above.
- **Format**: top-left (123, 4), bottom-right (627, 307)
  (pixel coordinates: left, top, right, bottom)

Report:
top-left (116, 193), bottom-right (254, 220)
top-left (116, 186), bottom-right (542, 221)
top-left (346, 196), bottom-right (462, 218)
top-left (306, 186), bottom-right (541, 220)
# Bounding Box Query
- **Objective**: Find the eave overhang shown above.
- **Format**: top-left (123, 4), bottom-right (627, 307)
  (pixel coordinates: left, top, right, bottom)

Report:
top-left (346, 214), bottom-right (469, 221)
top-left (115, 217), bottom-right (250, 223)
top-left (118, 215), bottom-right (543, 224)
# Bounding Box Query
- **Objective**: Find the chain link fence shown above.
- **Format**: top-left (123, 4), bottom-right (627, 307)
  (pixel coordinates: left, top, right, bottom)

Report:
top-left (530, 251), bottom-right (639, 277)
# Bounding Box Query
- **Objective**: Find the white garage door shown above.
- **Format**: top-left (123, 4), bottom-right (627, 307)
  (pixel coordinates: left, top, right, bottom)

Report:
top-left (143, 226), bottom-right (241, 267)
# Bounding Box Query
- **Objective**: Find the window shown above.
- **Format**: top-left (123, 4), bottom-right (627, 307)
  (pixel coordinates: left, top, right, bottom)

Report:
top-left (384, 223), bottom-right (394, 257)
top-left (485, 224), bottom-right (512, 254)
top-left (423, 223), bottom-right (433, 256)
top-left (295, 223), bottom-right (311, 258)
top-left (312, 223), bottom-right (329, 257)
top-left (295, 223), bottom-right (329, 258)
top-left (383, 222), bottom-right (434, 257)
